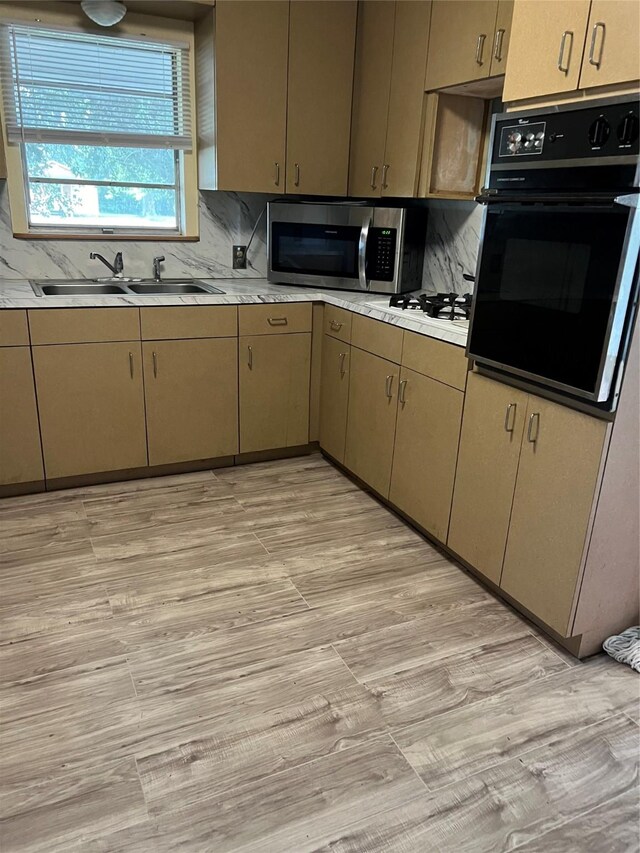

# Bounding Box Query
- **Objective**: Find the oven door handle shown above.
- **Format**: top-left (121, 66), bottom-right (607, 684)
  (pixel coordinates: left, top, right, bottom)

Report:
top-left (358, 218), bottom-right (371, 290)
top-left (614, 194), bottom-right (640, 209)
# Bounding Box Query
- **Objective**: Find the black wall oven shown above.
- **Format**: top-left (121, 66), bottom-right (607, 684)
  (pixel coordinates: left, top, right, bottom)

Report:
top-left (469, 96), bottom-right (639, 411)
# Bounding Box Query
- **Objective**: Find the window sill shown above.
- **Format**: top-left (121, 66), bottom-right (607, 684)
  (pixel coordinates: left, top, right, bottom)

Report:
top-left (12, 233), bottom-right (199, 242)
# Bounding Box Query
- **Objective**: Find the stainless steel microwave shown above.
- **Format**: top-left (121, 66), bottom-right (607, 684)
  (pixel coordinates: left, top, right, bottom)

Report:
top-left (267, 202), bottom-right (427, 294)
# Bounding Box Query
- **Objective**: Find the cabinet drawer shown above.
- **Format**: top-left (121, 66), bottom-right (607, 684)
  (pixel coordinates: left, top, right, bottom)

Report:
top-left (29, 308), bottom-right (140, 344)
top-left (323, 304), bottom-right (352, 343)
top-left (0, 310), bottom-right (30, 346)
top-left (140, 306), bottom-right (237, 340)
top-left (351, 313), bottom-right (403, 364)
top-left (402, 331), bottom-right (469, 391)
top-left (238, 303), bottom-right (312, 335)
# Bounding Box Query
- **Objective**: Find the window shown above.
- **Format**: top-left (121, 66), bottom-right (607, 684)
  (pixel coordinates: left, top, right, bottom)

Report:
top-left (0, 23), bottom-right (193, 235)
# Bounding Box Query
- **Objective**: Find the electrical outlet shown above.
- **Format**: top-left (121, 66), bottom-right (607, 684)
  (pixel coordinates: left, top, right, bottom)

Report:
top-left (233, 245), bottom-right (247, 269)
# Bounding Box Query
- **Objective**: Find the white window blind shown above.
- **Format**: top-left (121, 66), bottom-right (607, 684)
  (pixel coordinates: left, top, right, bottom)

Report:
top-left (0, 23), bottom-right (192, 150)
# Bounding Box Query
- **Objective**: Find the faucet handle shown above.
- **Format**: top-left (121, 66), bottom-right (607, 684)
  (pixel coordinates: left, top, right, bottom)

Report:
top-left (152, 256), bottom-right (165, 282)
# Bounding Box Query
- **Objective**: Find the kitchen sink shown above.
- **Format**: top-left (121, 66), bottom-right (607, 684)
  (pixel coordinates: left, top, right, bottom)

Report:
top-left (30, 279), bottom-right (225, 297)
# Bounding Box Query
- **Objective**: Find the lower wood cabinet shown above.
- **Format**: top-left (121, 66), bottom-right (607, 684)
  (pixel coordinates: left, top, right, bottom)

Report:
top-left (142, 338), bottom-right (239, 467)
top-left (32, 342), bottom-right (147, 480)
top-left (319, 334), bottom-right (350, 464)
top-left (0, 346), bottom-right (44, 486)
top-left (390, 367), bottom-right (463, 542)
top-left (500, 394), bottom-right (607, 636)
top-left (449, 371), bottom-right (608, 637)
top-left (239, 332), bottom-right (311, 453)
top-left (344, 346), bottom-right (399, 497)
top-left (448, 372), bottom-right (528, 584)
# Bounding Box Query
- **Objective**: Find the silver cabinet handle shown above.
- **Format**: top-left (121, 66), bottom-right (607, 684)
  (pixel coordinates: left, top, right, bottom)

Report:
top-left (399, 378), bottom-right (407, 404)
top-left (527, 412), bottom-right (540, 443)
top-left (274, 161), bottom-right (280, 186)
top-left (330, 320), bottom-right (343, 331)
top-left (475, 33), bottom-right (487, 65)
top-left (248, 345), bottom-right (253, 370)
top-left (558, 30), bottom-right (573, 73)
top-left (493, 28), bottom-right (505, 61)
top-left (370, 165), bottom-right (378, 190)
top-left (294, 163), bottom-right (300, 187)
top-left (588, 22), bottom-right (605, 68)
top-left (129, 351), bottom-right (134, 379)
top-left (339, 352), bottom-right (347, 377)
top-left (267, 317), bottom-right (288, 326)
top-left (504, 402), bottom-right (516, 433)
top-left (152, 351), bottom-right (158, 378)
top-left (381, 164), bottom-right (389, 190)
top-left (385, 374), bottom-right (394, 399)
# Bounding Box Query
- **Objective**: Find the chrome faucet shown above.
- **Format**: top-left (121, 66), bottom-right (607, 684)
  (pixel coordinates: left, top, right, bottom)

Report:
top-left (152, 256), bottom-right (165, 282)
top-left (89, 251), bottom-right (124, 277)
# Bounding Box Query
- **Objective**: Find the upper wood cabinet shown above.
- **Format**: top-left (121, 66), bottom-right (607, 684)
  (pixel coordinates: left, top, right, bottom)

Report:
top-left (143, 338), bottom-right (239, 467)
top-left (32, 342), bottom-right (147, 481)
top-left (578, 0), bottom-right (640, 90)
top-left (286, 0), bottom-right (357, 195)
top-left (503, 0), bottom-right (591, 101)
top-left (349, 0), bottom-right (433, 198)
top-left (197, 1), bottom-right (288, 193)
top-left (425, 0), bottom-right (510, 91)
top-left (0, 346), bottom-right (44, 487)
top-left (500, 394), bottom-right (607, 636)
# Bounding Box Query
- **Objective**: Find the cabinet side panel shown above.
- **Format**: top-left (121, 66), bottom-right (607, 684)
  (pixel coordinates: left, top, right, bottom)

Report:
top-left (572, 318), bottom-right (640, 641)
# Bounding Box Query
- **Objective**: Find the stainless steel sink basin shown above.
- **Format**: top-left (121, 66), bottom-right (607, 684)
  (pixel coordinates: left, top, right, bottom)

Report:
top-left (30, 279), bottom-right (225, 297)
top-left (39, 283), bottom-right (129, 296)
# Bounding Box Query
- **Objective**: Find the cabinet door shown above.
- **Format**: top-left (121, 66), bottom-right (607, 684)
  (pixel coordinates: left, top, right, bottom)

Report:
top-left (239, 333), bottom-right (311, 453)
top-left (489, 0), bottom-right (513, 76)
top-left (215, 0), bottom-right (288, 192)
top-left (382, 0), bottom-right (432, 197)
top-left (319, 335), bottom-right (350, 464)
top-left (0, 347), bottom-right (44, 486)
top-left (578, 0), bottom-right (640, 90)
top-left (344, 347), bottom-right (399, 497)
top-left (33, 343), bottom-right (147, 480)
top-left (286, 0), bottom-right (357, 195)
top-left (502, 0), bottom-right (590, 102)
top-left (500, 396), bottom-right (607, 636)
top-left (348, 0), bottom-right (395, 198)
top-left (390, 367), bottom-right (463, 542)
top-left (425, 0), bottom-right (498, 90)
top-left (448, 373), bottom-right (528, 584)
top-left (143, 338), bottom-right (238, 467)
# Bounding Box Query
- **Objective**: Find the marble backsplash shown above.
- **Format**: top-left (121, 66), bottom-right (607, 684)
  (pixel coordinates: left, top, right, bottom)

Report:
top-left (0, 183), bottom-right (482, 293)
top-left (0, 185), bottom-right (270, 281)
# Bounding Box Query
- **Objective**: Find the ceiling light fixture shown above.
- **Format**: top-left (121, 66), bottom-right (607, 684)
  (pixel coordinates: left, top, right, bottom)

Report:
top-left (81, 0), bottom-right (127, 27)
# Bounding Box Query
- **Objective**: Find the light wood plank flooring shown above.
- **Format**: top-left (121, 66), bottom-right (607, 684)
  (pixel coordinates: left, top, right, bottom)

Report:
top-left (0, 453), bottom-right (638, 852)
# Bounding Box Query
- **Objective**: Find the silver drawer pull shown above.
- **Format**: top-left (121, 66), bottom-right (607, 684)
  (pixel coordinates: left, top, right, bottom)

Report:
top-left (339, 352), bottom-right (347, 377)
top-left (274, 161), bottom-right (280, 186)
top-left (504, 402), bottom-right (516, 433)
top-left (294, 163), bottom-right (300, 187)
top-left (588, 22), bottom-right (605, 68)
top-left (248, 345), bottom-right (253, 369)
top-left (475, 33), bottom-right (487, 65)
top-left (399, 378), bottom-right (407, 404)
top-left (557, 30), bottom-right (573, 73)
top-left (330, 320), bottom-right (343, 331)
top-left (385, 374), bottom-right (394, 399)
top-left (527, 412), bottom-right (540, 443)
top-left (267, 317), bottom-right (288, 326)
top-left (129, 351), bottom-right (134, 378)
top-left (152, 351), bottom-right (158, 378)
top-left (381, 164), bottom-right (389, 189)
top-left (493, 28), bottom-right (505, 62)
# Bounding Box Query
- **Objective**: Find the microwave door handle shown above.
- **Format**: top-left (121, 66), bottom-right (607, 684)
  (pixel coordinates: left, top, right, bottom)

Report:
top-left (358, 219), bottom-right (371, 290)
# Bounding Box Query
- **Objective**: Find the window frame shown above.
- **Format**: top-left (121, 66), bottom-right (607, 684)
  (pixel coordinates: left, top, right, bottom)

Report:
top-left (0, 9), bottom-right (198, 241)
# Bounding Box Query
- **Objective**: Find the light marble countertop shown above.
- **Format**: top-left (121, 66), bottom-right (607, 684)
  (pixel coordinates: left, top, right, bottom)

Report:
top-left (0, 278), bottom-right (469, 347)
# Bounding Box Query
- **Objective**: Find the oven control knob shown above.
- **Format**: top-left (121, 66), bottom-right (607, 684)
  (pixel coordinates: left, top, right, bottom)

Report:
top-left (507, 130), bottom-right (522, 153)
top-left (523, 132), bottom-right (535, 149)
top-left (617, 112), bottom-right (639, 146)
top-left (588, 116), bottom-right (611, 148)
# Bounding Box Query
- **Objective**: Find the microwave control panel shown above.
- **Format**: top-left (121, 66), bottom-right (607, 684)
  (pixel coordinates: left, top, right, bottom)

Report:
top-left (367, 227), bottom-right (397, 281)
